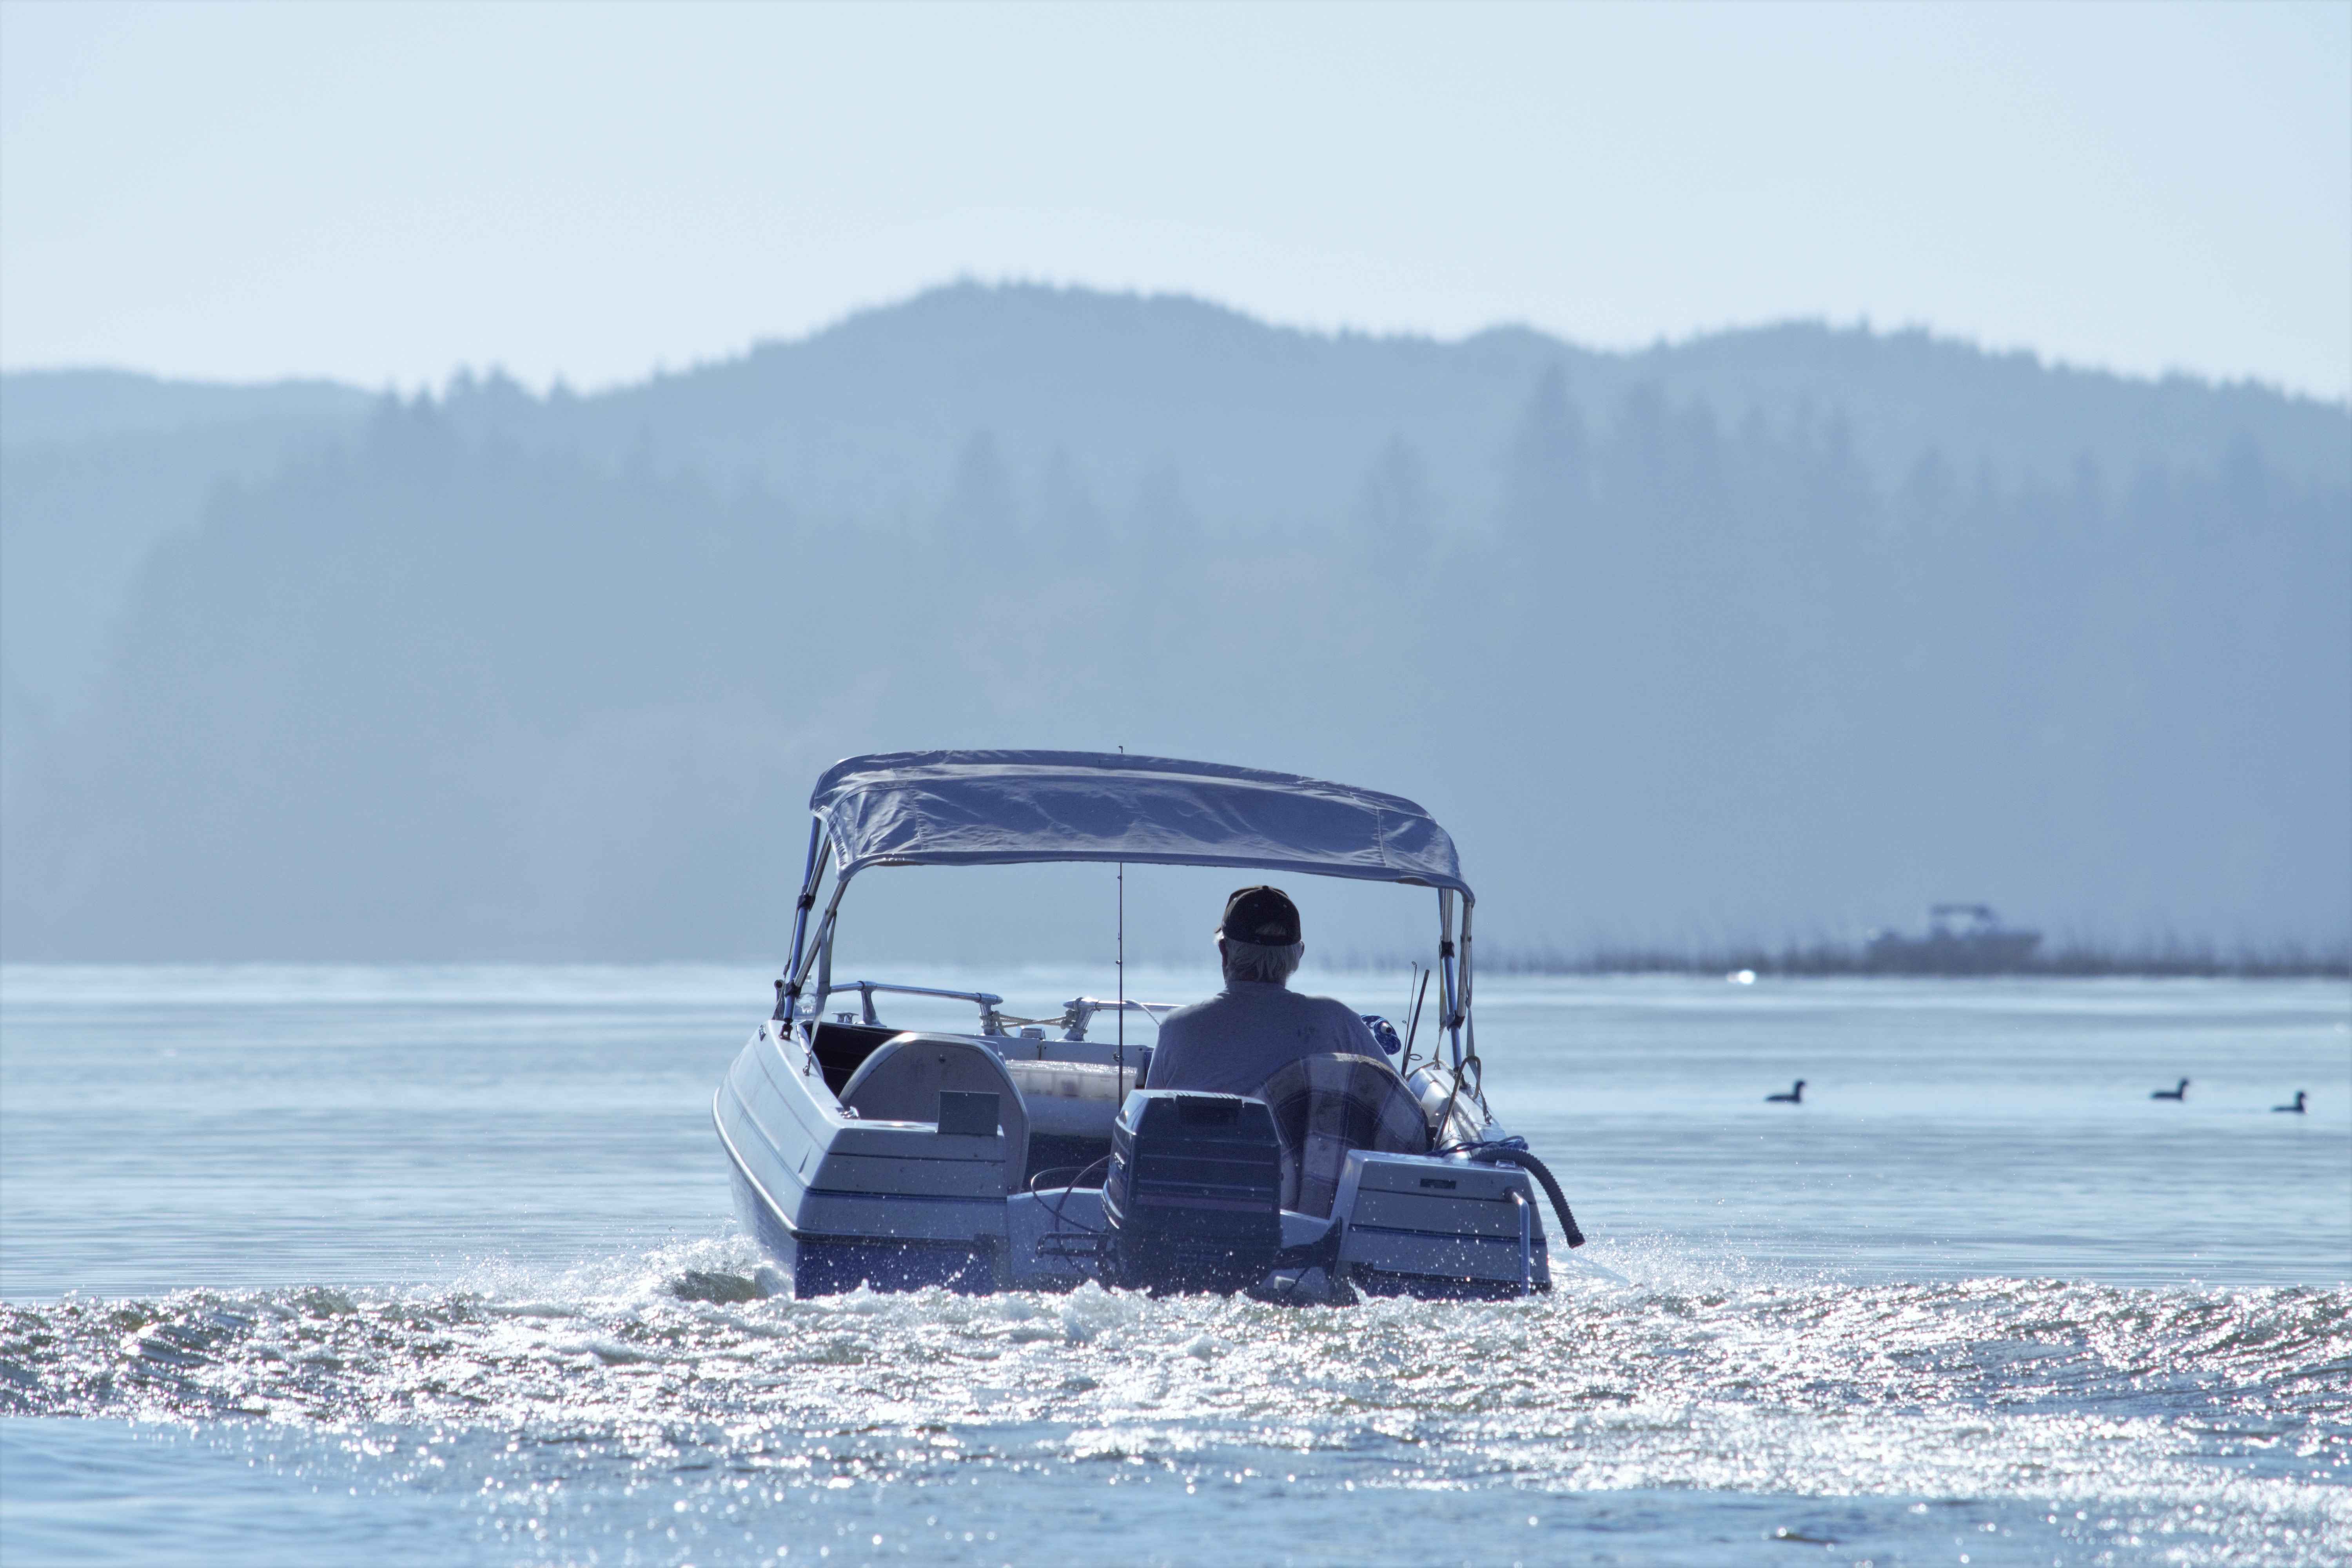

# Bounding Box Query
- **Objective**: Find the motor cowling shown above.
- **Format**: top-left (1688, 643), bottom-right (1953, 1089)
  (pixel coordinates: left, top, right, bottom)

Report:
top-left (1102, 1091), bottom-right (1283, 1294)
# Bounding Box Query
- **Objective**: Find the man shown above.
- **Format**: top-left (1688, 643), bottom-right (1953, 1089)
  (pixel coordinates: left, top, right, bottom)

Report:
top-left (1147, 886), bottom-right (1383, 1096)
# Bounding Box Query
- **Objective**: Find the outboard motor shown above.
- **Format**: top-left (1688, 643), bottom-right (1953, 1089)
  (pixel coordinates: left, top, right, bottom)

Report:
top-left (1102, 1091), bottom-right (1283, 1294)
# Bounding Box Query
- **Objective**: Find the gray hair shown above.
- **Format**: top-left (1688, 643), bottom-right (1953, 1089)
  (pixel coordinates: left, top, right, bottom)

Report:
top-left (1221, 937), bottom-right (1304, 985)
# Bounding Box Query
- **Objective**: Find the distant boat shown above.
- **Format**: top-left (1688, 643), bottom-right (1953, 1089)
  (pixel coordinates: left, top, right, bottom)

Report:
top-left (1766, 1079), bottom-right (1806, 1103)
top-left (2151, 1078), bottom-right (2189, 1101)
top-left (1864, 904), bottom-right (2042, 975)
top-left (2274, 1091), bottom-right (2307, 1114)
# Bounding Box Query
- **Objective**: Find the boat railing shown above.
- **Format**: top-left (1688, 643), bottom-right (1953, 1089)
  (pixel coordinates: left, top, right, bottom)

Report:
top-left (804, 984), bottom-right (1179, 1042)
top-left (817, 980), bottom-right (1007, 1035)
top-left (1057, 996), bottom-right (1176, 1042)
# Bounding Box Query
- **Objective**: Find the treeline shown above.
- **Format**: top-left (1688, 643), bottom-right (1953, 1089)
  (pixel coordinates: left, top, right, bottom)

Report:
top-left (1, 286), bottom-right (2346, 960)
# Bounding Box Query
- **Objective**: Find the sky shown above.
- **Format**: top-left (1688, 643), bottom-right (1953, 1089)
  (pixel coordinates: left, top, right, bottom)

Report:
top-left (2, 0), bottom-right (2347, 402)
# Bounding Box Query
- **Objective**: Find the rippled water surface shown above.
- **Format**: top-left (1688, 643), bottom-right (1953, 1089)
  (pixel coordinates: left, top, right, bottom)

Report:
top-left (3, 965), bottom-right (2347, 1565)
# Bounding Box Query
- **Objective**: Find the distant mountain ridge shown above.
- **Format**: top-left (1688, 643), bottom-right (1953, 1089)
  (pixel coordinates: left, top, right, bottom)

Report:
top-left (14, 280), bottom-right (2347, 512)
top-left (0, 368), bottom-right (374, 448)
top-left (11, 283), bottom-right (2341, 721)
top-left (3, 283), bottom-right (2346, 959)
top-left (421, 282), bottom-right (2352, 527)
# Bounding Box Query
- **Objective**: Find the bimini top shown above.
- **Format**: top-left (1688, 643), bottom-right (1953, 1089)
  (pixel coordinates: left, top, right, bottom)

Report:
top-left (809, 750), bottom-right (1468, 896)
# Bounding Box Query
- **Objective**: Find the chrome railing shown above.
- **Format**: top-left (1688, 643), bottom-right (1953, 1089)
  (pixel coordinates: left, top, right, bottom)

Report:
top-left (1056, 996), bottom-right (1175, 1042)
top-left (802, 983), bottom-right (1177, 1042)
top-left (816, 980), bottom-right (1006, 1035)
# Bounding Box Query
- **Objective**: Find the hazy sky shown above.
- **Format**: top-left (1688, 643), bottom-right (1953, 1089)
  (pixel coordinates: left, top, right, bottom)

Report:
top-left (3, 0), bottom-right (2347, 400)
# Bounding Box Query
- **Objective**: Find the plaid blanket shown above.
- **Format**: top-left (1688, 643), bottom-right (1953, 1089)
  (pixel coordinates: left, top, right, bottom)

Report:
top-left (1256, 1053), bottom-right (1432, 1218)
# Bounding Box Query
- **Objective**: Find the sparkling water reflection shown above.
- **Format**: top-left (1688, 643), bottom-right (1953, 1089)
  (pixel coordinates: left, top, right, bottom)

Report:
top-left (2, 965), bottom-right (2347, 1565)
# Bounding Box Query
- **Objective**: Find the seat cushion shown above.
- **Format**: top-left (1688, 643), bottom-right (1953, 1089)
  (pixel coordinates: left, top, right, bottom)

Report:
top-left (839, 1033), bottom-right (1030, 1191)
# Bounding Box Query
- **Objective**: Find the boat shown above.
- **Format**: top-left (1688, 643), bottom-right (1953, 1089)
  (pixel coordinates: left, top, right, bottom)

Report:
top-left (713, 749), bottom-right (1584, 1301)
top-left (1862, 903), bottom-right (2042, 975)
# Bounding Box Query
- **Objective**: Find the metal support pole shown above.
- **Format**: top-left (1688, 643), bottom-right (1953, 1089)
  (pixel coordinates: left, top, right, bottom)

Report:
top-left (1458, 894), bottom-right (1474, 1025)
top-left (1512, 1187), bottom-right (1533, 1294)
top-left (1438, 890), bottom-right (1463, 1070)
top-left (815, 911), bottom-right (835, 1016)
top-left (776, 820), bottom-right (827, 1022)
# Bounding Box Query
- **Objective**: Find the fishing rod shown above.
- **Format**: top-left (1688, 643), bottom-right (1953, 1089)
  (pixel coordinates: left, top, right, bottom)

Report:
top-left (1400, 965), bottom-right (1431, 1074)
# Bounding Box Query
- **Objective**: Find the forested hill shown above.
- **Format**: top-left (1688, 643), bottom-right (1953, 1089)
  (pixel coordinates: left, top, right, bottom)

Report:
top-left (1, 370), bottom-right (376, 715)
top-left (347, 285), bottom-right (2352, 543)
top-left (3, 284), bottom-right (2346, 960)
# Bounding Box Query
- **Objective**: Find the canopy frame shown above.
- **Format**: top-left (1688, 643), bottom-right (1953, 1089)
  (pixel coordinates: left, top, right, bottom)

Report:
top-left (770, 751), bottom-right (1480, 1075)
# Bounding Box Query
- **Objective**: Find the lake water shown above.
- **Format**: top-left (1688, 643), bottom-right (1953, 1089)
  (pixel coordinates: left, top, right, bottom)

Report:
top-left (2, 964), bottom-right (2347, 1566)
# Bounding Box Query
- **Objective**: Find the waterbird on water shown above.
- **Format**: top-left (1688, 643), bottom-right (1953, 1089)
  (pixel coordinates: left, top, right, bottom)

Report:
top-left (2151, 1078), bottom-right (2189, 1101)
top-left (2274, 1091), bottom-right (2307, 1114)
top-left (1766, 1079), bottom-right (1806, 1104)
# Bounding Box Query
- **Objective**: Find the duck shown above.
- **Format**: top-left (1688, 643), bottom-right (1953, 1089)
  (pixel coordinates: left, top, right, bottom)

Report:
top-left (1766, 1079), bottom-right (1806, 1104)
top-left (2273, 1091), bottom-right (2307, 1114)
top-left (2150, 1078), bottom-right (2189, 1101)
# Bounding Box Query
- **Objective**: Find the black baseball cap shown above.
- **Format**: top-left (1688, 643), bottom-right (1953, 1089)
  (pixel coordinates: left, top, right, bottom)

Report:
top-left (1219, 886), bottom-right (1301, 946)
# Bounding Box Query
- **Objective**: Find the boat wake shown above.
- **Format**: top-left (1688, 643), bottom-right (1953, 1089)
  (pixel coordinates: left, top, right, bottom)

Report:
top-left (5, 1238), bottom-right (2346, 1566)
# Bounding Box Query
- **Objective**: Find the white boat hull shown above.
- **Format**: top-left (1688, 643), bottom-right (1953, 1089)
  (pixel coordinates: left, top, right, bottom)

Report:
top-left (715, 1021), bottom-right (1553, 1299)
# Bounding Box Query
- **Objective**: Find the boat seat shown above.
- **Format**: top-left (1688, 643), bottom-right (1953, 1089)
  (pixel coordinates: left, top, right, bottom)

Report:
top-left (840, 1033), bottom-right (1029, 1191)
top-left (808, 1021), bottom-right (900, 1093)
top-left (1256, 1053), bottom-right (1432, 1218)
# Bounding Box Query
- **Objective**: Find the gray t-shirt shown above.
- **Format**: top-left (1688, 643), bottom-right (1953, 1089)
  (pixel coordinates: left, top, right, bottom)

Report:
top-left (1146, 981), bottom-right (1382, 1097)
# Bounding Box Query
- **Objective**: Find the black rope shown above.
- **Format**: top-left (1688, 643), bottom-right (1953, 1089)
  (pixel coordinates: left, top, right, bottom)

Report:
top-left (1033, 1154), bottom-right (1112, 1238)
